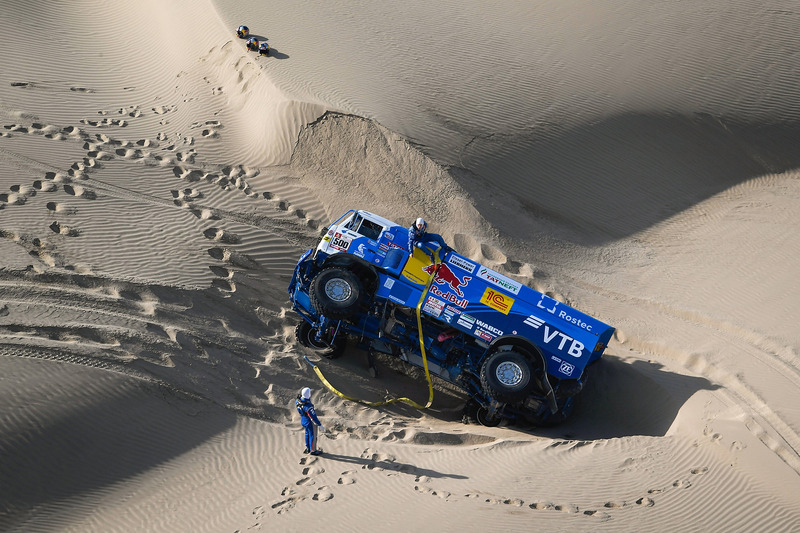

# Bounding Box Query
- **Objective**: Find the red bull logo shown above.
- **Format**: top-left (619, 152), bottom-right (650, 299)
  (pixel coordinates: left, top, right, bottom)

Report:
top-left (422, 263), bottom-right (471, 297)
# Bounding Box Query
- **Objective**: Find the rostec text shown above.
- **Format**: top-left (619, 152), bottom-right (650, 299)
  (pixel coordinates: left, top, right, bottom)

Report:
top-left (557, 310), bottom-right (593, 332)
top-left (542, 326), bottom-right (584, 357)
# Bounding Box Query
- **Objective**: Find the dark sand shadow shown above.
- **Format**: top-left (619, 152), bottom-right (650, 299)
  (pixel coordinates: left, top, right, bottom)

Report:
top-left (527, 355), bottom-right (718, 440)
top-left (0, 357), bottom-right (237, 531)
top-left (455, 113), bottom-right (800, 245)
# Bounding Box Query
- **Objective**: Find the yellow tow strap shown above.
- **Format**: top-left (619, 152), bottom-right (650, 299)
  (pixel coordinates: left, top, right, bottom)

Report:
top-left (305, 250), bottom-right (441, 409)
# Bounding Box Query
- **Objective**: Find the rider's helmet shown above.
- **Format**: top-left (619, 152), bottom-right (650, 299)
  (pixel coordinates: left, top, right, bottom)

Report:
top-left (259, 42), bottom-right (270, 56)
top-left (237, 25), bottom-right (249, 38)
top-left (246, 37), bottom-right (259, 50)
top-left (301, 387), bottom-right (311, 400)
top-left (414, 217), bottom-right (427, 236)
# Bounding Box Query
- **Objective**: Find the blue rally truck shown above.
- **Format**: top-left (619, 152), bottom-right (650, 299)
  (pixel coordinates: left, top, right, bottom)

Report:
top-left (288, 210), bottom-right (614, 426)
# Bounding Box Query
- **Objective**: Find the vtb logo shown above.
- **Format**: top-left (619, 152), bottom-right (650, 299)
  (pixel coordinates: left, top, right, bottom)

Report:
top-left (422, 263), bottom-right (471, 297)
top-left (480, 287), bottom-right (514, 315)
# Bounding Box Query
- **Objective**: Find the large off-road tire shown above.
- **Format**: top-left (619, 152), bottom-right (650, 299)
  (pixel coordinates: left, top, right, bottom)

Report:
top-left (475, 406), bottom-right (501, 427)
top-left (295, 321), bottom-right (345, 359)
top-left (309, 267), bottom-right (365, 320)
top-left (480, 350), bottom-right (535, 404)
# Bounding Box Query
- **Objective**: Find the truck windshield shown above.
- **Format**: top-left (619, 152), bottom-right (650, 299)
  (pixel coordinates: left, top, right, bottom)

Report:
top-left (344, 213), bottom-right (383, 241)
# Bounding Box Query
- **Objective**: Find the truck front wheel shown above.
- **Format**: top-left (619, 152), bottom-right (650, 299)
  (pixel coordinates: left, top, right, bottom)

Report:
top-left (295, 321), bottom-right (345, 359)
top-left (310, 267), bottom-right (365, 320)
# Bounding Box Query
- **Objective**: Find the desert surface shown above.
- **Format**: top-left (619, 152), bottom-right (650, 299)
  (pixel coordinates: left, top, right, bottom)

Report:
top-left (2, 1), bottom-right (800, 531)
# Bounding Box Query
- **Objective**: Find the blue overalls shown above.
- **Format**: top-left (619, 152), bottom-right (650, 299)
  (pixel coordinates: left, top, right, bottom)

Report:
top-left (296, 398), bottom-right (322, 452)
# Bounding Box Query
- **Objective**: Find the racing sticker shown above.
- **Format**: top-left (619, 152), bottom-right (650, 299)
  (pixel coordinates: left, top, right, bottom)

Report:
top-left (330, 232), bottom-right (352, 251)
top-left (559, 361), bottom-right (575, 376)
top-left (524, 315), bottom-right (544, 329)
top-left (475, 319), bottom-right (503, 337)
top-left (475, 329), bottom-right (493, 342)
top-left (447, 255), bottom-right (477, 274)
top-left (456, 313), bottom-right (476, 330)
top-left (423, 295), bottom-right (445, 317)
top-left (442, 305), bottom-right (460, 324)
top-left (477, 266), bottom-right (522, 295)
top-left (422, 263), bottom-right (471, 297)
top-left (428, 285), bottom-right (467, 308)
top-left (480, 287), bottom-right (515, 315)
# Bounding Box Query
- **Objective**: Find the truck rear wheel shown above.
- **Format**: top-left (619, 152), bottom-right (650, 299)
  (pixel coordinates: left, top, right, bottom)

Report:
top-left (480, 350), bottom-right (535, 403)
top-left (310, 267), bottom-right (365, 320)
top-left (295, 321), bottom-right (345, 359)
top-left (475, 407), bottom-right (501, 427)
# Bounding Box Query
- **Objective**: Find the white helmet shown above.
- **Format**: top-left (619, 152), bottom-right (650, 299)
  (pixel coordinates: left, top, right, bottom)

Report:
top-left (301, 387), bottom-right (311, 400)
top-left (415, 217), bottom-right (427, 233)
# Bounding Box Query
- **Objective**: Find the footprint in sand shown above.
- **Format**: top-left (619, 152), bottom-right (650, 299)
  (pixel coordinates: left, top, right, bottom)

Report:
top-left (63, 184), bottom-right (97, 200)
top-left (152, 105), bottom-right (176, 115)
top-left (33, 180), bottom-right (58, 192)
top-left (49, 221), bottom-right (79, 237)
top-left (211, 278), bottom-right (235, 293)
top-left (80, 117), bottom-right (127, 128)
top-left (312, 488), bottom-right (334, 502)
top-left (202, 227), bottom-right (240, 244)
top-left (337, 471), bottom-right (357, 485)
top-left (171, 188), bottom-right (203, 203)
top-left (172, 166), bottom-right (205, 182)
top-left (85, 149), bottom-right (114, 161)
top-left (415, 485), bottom-right (451, 500)
top-left (114, 147), bottom-right (146, 160)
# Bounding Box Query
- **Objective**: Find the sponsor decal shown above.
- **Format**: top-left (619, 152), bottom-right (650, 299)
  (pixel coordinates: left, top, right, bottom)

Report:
top-left (423, 296), bottom-right (445, 317)
top-left (476, 329), bottom-right (493, 342)
top-left (422, 263), bottom-right (471, 297)
top-left (457, 313), bottom-right (476, 329)
top-left (524, 315), bottom-right (544, 329)
top-left (383, 278), bottom-right (395, 289)
top-left (429, 285), bottom-right (468, 308)
top-left (385, 232), bottom-right (394, 240)
top-left (379, 243), bottom-right (390, 252)
top-left (354, 243), bottom-right (367, 258)
top-left (442, 306), bottom-right (459, 324)
top-left (537, 294), bottom-right (558, 313)
top-left (447, 255), bottom-right (477, 274)
top-left (536, 294), bottom-right (594, 332)
top-left (557, 310), bottom-right (593, 332)
top-left (559, 361), bottom-right (575, 376)
top-left (475, 319), bottom-right (503, 337)
top-left (330, 232), bottom-right (351, 251)
top-left (480, 288), bottom-right (514, 315)
top-left (477, 267), bottom-right (522, 295)
top-left (542, 325), bottom-right (585, 358)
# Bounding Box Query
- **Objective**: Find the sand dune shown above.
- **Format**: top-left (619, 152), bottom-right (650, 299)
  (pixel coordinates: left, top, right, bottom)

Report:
top-left (2, 0), bottom-right (800, 531)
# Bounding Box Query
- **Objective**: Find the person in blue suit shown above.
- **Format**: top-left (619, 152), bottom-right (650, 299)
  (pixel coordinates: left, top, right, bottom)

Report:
top-left (407, 217), bottom-right (451, 258)
top-left (296, 387), bottom-right (325, 455)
